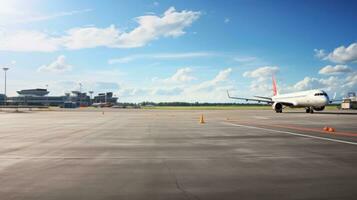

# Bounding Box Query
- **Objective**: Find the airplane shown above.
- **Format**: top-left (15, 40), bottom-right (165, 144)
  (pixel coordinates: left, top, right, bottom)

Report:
top-left (227, 76), bottom-right (338, 113)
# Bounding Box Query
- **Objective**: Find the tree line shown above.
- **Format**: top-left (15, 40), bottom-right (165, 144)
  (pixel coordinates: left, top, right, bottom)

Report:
top-left (117, 102), bottom-right (269, 107)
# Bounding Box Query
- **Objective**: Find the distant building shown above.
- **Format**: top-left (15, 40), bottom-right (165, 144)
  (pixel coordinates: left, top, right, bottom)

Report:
top-left (67, 91), bottom-right (91, 107)
top-left (8, 89), bottom-right (65, 106)
top-left (0, 94), bottom-right (5, 105)
top-left (17, 88), bottom-right (49, 96)
top-left (93, 92), bottom-right (118, 106)
top-left (3, 88), bottom-right (117, 107)
top-left (341, 92), bottom-right (357, 109)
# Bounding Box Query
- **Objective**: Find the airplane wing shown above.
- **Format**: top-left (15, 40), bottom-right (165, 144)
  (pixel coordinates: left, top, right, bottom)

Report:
top-left (329, 99), bottom-right (342, 103)
top-left (329, 92), bottom-right (342, 103)
top-left (227, 91), bottom-right (273, 104)
top-left (227, 91), bottom-right (296, 107)
top-left (253, 95), bottom-right (272, 100)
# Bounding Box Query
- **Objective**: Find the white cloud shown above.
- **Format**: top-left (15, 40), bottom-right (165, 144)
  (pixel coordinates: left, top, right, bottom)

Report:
top-left (167, 67), bottom-right (196, 82)
top-left (243, 66), bottom-right (279, 81)
top-left (52, 80), bottom-right (120, 95)
top-left (271, 72), bottom-right (357, 98)
top-left (290, 75), bottom-right (357, 98)
top-left (153, 67), bottom-right (196, 84)
top-left (109, 56), bottom-right (135, 64)
top-left (0, 0), bottom-right (92, 26)
top-left (293, 76), bottom-right (338, 91)
top-left (1, 9), bottom-right (92, 25)
top-left (233, 56), bottom-right (267, 67)
top-left (38, 55), bottom-right (72, 73)
top-left (121, 68), bottom-right (234, 102)
top-left (212, 68), bottom-right (232, 84)
top-left (183, 68), bottom-right (233, 101)
top-left (344, 72), bottom-right (357, 88)
top-left (249, 82), bottom-right (271, 93)
top-left (108, 52), bottom-right (212, 64)
top-left (153, 68), bottom-right (232, 102)
top-left (0, 30), bottom-right (62, 52)
top-left (62, 25), bottom-right (122, 49)
top-left (0, 1), bottom-right (21, 15)
top-left (233, 56), bottom-right (257, 63)
top-left (118, 87), bottom-right (150, 97)
top-left (0, 7), bottom-right (200, 52)
top-left (95, 82), bottom-right (120, 90)
top-left (293, 77), bottom-right (320, 91)
top-left (151, 52), bottom-right (211, 59)
top-left (318, 65), bottom-right (352, 75)
top-left (327, 42), bottom-right (357, 63)
top-left (193, 68), bottom-right (232, 92)
top-left (242, 66), bottom-right (279, 95)
top-left (318, 42), bottom-right (357, 63)
top-left (153, 87), bottom-right (183, 95)
top-left (314, 49), bottom-right (326, 59)
top-left (117, 7), bottom-right (200, 48)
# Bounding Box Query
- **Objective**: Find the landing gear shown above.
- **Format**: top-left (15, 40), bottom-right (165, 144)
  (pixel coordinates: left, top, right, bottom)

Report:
top-left (274, 103), bottom-right (283, 113)
top-left (306, 107), bottom-right (314, 114)
top-left (276, 109), bottom-right (282, 113)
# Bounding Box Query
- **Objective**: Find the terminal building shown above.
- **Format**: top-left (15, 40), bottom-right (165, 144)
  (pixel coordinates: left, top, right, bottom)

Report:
top-left (6, 89), bottom-right (66, 106)
top-left (93, 92), bottom-right (118, 105)
top-left (1, 88), bottom-right (118, 107)
top-left (66, 91), bottom-right (91, 107)
top-left (17, 88), bottom-right (49, 96)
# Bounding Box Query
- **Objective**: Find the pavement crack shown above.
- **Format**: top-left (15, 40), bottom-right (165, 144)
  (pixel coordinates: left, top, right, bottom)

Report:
top-left (163, 160), bottom-right (200, 200)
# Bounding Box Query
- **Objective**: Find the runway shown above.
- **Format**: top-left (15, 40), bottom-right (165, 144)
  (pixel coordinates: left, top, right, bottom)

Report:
top-left (0, 109), bottom-right (357, 200)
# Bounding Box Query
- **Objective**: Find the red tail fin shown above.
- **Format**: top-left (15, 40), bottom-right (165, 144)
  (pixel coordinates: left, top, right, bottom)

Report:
top-left (272, 75), bottom-right (278, 96)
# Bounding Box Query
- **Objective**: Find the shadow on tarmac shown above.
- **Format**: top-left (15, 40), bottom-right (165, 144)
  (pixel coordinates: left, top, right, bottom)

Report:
top-left (315, 111), bottom-right (357, 115)
top-left (283, 111), bottom-right (357, 115)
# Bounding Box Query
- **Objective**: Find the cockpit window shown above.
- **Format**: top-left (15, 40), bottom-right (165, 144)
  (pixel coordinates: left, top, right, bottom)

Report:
top-left (314, 92), bottom-right (327, 96)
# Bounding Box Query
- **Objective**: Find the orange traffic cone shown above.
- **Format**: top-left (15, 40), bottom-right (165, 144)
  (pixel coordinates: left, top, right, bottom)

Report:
top-left (199, 114), bottom-right (205, 124)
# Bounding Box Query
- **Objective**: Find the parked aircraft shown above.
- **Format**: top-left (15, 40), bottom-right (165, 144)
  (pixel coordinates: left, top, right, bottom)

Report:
top-left (227, 76), bottom-right (338, 113)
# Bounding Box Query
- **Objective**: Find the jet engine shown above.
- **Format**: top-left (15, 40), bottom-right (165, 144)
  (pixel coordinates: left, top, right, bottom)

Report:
top-left (272, 102), bottom-right (283, 113)
top-left (313, 106), bottom-right (325, 111)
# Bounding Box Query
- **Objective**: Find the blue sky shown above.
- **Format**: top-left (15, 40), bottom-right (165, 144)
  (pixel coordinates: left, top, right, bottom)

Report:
top-left (0, 0), bottom-right (356, 102)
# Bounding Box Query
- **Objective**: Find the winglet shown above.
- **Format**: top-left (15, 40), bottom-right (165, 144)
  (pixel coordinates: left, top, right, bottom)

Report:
top-left (329, 92), bottom-right (338, 103)
top-left (227, 90), bottom-right (231, 98)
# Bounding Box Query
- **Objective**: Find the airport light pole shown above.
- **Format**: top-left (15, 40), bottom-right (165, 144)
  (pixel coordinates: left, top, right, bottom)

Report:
top-left (89, 91), bottom-right (93, 105)
top-left (3, 67), bottom-right (9, 105)
top-left (46, 84), bottom-right (49, 106)
top-left (79, 82), bottom-right (82, 107)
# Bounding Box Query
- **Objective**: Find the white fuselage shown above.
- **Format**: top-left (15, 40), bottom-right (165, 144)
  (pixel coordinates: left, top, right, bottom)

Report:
top-left (272, 89), bottom-right (329, 108)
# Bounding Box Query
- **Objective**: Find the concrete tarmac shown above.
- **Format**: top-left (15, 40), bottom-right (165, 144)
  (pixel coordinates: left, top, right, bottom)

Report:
top-left (0, 109), bottom-right (357, 200)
